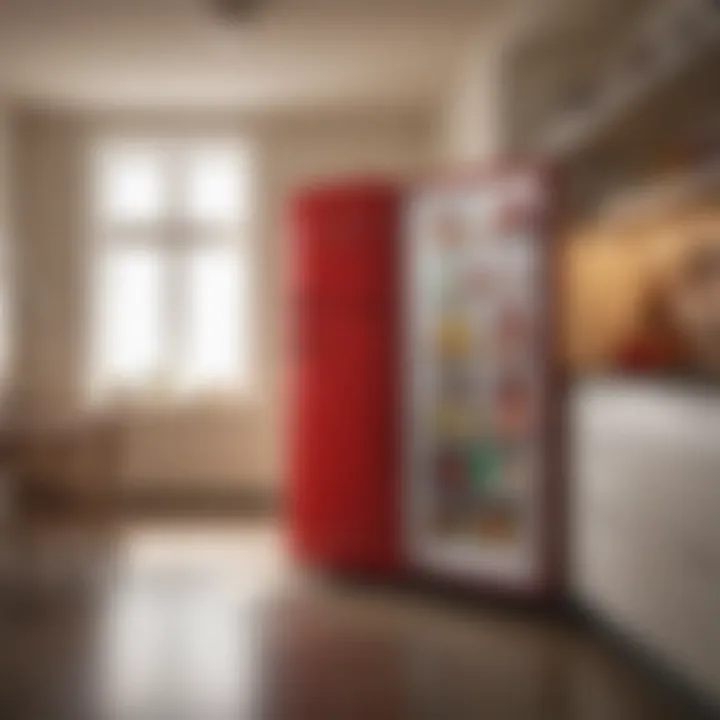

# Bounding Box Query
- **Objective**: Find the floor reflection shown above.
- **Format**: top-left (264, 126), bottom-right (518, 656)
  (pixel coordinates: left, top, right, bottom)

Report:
top-left (0, 518), bottom-right (690, 719)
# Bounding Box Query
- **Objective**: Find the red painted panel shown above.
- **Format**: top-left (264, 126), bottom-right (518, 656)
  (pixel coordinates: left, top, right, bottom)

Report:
top-left (288, 180), bottom-right (401, 574)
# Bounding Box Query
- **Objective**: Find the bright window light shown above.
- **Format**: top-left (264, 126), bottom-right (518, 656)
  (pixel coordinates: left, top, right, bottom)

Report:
top-left (185, 146), bottom-right (249, 224)
top-left (90, 139), bottom-right (252, 401)
top-left (99, 246), bottom-right (163, 386)
top-left (99, 145), bottom-right (165, 222)
top-left (182, 245), bottom-right (245, 390)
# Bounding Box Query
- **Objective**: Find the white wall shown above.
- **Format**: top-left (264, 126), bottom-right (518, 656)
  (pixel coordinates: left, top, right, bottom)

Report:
top-left (0, 106), bottom-right (11, 384)
top-left (436, 8), bottom-right (562, 164)
top-left (0, 108), bottom-right (7, 243)
top-left (436, 13), bottom-right (552, 163)
top-left (11, 108), bottom-right (432, 494)
top-left (0, 105), bottom-right (9, 518)
top-left (438, 28), bottom-right (510, 164)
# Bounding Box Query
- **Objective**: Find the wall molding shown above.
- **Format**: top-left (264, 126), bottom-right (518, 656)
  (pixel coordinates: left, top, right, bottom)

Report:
top-left (118, 484), bottom-right (279, 516)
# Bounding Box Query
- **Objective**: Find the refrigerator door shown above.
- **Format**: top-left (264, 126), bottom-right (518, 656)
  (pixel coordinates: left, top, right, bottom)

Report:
top-left (288, 181), bottom-right (401, 573)
top-left (290, 182), bottom-right (398, 303)
top-left (403, 168), bottom-right (558, 593)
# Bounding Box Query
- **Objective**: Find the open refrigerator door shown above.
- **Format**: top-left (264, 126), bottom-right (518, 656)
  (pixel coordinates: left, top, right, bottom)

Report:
top-left (403, 167), bottom-right (555, 592)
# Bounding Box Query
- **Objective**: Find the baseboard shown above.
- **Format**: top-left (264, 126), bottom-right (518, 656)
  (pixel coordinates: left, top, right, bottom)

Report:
top-left (13, 478), bottom-right (281, 519)
top-left (572, 598), bottom-right (720, 719)
top-left (118, 485), bottom-right (280, 517)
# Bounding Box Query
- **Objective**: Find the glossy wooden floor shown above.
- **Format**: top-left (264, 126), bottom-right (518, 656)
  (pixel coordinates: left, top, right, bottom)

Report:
top-left (0, 517), bottom-right (692, 719)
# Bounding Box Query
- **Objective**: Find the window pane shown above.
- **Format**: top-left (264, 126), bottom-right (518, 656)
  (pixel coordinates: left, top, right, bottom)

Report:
top-left (95, 246), bottom-right (163, 389)
top-left (185, 146), bottom-right (248, 224)
top-left (97, 144), bottom-right (165, 222)
top-left (181, 245), bottom-right (247, 390)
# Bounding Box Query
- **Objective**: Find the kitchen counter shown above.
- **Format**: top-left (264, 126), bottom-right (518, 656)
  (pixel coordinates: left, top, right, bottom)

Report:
top-left (571, 376), bottom-right (720, 705)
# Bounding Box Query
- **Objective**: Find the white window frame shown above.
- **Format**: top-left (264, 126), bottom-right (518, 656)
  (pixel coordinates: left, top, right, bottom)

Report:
top-left (86, 135), bottom-right (254, 406)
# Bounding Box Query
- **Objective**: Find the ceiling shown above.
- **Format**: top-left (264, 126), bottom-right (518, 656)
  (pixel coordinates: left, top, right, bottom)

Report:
top-left (0, 0), bottom-right (635, 112)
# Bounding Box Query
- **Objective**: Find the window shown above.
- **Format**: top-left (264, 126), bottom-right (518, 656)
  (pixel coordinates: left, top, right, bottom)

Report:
top-left (89, 139), bottom-right (252, 402)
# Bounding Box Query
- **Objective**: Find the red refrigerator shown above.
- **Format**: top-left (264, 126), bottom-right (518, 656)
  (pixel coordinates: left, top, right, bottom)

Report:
top-left (288, 180), bottom-right (402, 574)
top-left (288, 168), bottom-right (563, 596)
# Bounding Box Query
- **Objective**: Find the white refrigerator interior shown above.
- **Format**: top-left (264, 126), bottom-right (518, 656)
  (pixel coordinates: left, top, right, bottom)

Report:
top-left (404, 171), bottom-right (548, 588)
